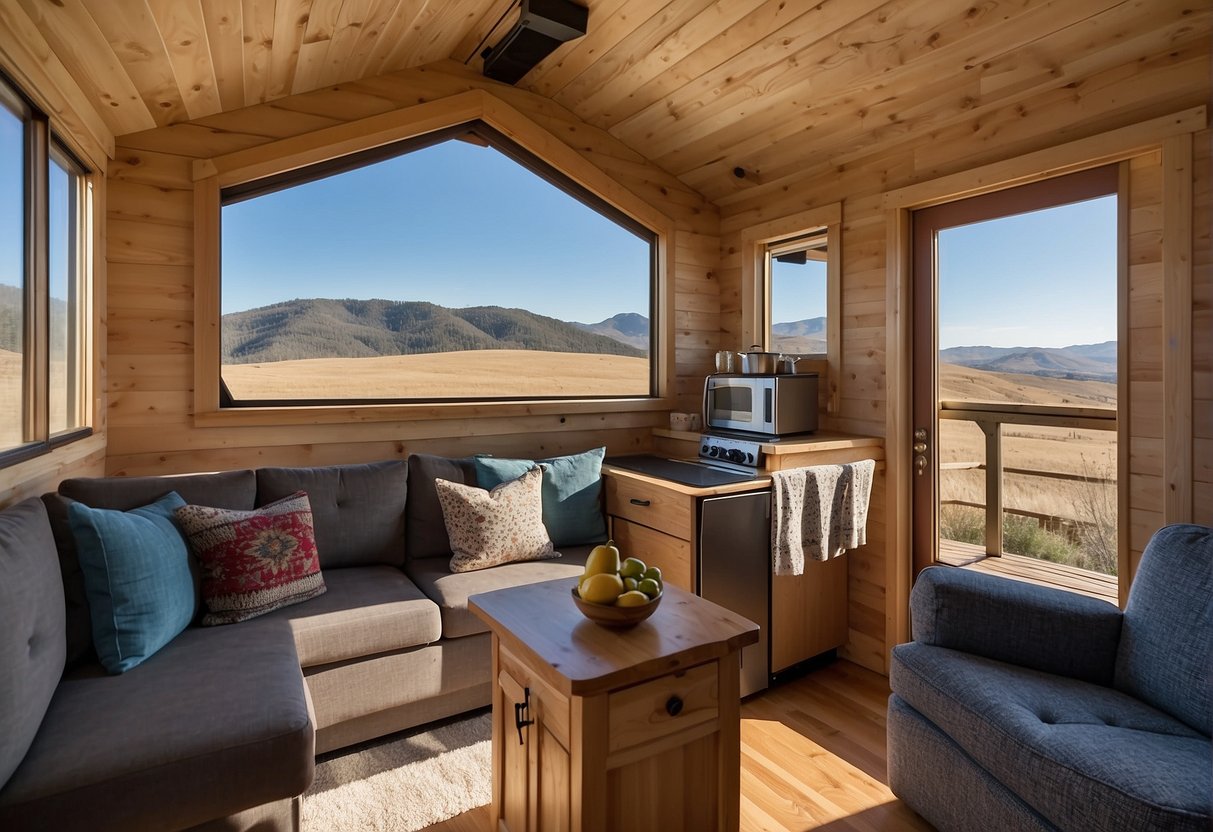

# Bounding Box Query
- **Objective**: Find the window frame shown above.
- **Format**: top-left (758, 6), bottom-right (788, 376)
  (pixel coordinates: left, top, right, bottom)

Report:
top-left (217, 121), bottom-right (659, 408)
top-left (193, 90), bottom-right (675, 426)
top-left (0, 72), bottom-right (92, 470)
top-left (740, 202), bottom-right (841, 414)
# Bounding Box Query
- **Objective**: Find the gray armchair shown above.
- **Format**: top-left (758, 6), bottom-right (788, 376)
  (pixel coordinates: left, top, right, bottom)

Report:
top-left (888, 523), bottom-right (1212, 832)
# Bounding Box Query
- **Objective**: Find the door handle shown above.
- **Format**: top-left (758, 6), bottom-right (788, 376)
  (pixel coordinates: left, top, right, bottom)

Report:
top-left (913, 428), bottom-right (929, 476)
top-left (514, 687), bottom-right (534, 745)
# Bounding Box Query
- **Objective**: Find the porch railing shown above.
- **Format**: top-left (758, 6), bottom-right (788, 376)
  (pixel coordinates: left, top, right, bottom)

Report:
top-left (938, 400), bottom-right (1117, 556)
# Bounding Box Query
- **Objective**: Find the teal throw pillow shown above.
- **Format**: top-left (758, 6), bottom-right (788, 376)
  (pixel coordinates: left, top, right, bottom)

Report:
top-left (68, 492), bottom-right (196, 674)
top-left (474, 447), bottom-right (607, 547)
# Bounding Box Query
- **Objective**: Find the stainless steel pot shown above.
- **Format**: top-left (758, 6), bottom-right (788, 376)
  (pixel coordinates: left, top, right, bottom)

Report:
top-left (741, 345), bottom-right (779, 374)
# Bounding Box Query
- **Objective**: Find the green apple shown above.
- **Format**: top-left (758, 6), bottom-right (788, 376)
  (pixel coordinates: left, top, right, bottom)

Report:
top-left (637, 578), bottom-right (662, 598)
top-left (619, 557), bottom-right (647, 579)
top-left (641, 565), bottom-right (663, 584)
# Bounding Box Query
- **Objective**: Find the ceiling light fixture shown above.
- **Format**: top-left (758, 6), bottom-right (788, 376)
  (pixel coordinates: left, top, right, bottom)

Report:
top-left (481, 0), bottom-right (588, 86)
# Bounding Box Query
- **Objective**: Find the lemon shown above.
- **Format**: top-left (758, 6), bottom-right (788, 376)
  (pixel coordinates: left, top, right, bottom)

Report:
top-left (584, 540), bottom-right (621, 577)
top-left (637, 578), bottom-right (662, 599)
top-left (614, 590), bottom-right (651, 608)
top-left (619, 557), bottom-right (647, 579)
top-left (580, 572), bottom-right (625, 605)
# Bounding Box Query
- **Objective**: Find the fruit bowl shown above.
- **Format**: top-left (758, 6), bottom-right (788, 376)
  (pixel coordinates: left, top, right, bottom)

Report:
top-left (571, 586), bottom-right (662, 628)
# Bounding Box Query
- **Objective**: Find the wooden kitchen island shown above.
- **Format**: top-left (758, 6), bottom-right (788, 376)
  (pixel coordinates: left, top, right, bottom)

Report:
top-left (469, 579), bottom-right (759, 832)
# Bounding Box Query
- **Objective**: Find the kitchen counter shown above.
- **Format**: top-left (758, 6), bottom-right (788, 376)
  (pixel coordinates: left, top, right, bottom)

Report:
top-left (650, 428), bottom-right (885, 472)
top-left (601, 462), bottom-right (771, 497)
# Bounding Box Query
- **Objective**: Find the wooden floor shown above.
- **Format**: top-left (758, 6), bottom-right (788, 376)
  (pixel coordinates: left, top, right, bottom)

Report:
top-left (939, 539), bottom-right (1118, 604)
top-left (424, 659), bottom-right (933, 831)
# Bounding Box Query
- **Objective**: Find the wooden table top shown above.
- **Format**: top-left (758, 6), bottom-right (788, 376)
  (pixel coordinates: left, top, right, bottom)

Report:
top-left (469, 578), bottom-right (760, 697)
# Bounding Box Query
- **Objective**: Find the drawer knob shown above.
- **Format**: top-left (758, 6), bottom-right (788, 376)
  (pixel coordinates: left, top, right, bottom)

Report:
top-left (665, 695), bottom-right (684, 717)
top-left (629, 498), bottom-right (651, 506)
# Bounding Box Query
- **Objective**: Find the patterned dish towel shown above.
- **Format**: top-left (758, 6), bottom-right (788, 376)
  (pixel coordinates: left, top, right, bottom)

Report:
top-left (771, 459), bottom-right (876, 576)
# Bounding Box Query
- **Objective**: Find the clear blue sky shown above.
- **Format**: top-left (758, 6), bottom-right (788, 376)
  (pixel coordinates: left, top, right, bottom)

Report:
top-left (1, 110), bottom-right (75, 302)
top-left (938, 195), bottom-right (1117, 349)
top-left (771, 258), bottom-right (827, 323)
top-left (221, 140), bottom-right (651, 322)
top-left (1, 105), bottom-right (20, 292)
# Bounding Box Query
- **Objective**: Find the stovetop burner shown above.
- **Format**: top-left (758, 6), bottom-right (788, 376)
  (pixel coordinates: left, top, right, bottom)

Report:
top-left (604, 455), bottom-right (761, 488)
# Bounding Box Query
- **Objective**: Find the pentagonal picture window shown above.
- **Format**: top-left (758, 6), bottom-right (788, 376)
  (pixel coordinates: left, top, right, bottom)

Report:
top-left (219, 123), bottom-right (656, 405)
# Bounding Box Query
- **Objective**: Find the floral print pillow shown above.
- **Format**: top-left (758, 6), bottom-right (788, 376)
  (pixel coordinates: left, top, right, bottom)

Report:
top-left (435, 467), bottom-right (557, 573)
top-left (175, 491), bottom-right (326, 625)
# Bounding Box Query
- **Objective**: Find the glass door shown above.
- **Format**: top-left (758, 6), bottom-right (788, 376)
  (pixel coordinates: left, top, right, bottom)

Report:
top-left (911, 166), bottom-right (1121, 596)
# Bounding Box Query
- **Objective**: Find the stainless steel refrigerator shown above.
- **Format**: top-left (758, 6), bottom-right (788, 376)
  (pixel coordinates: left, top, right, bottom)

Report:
top-left (697, 490), bottom-right (771, 697)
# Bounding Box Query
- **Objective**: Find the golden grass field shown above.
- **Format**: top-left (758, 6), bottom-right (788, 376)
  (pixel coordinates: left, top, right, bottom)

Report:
top-left (938, 363), bottom-right (1117, 523)
top-left (0, 349), bottom-right (19, 449)
top-left (1, 348), bottom-right (80, 449)
top-left (222, 350), bottom-right (651, 400)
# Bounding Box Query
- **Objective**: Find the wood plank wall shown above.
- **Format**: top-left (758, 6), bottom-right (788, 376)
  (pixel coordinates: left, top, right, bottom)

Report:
top-left (717, 79), bottom-right (1210, 672)
top-left (105, 60), bottom-right (720, 476)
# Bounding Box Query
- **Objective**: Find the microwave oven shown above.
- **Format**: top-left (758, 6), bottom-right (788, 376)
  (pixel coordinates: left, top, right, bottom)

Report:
top-left (703, 373), bottom-right (819, 436)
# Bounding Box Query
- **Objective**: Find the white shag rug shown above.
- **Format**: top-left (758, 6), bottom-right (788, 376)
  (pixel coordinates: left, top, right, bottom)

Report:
top-left (303, 711), bottom-right (492, 832)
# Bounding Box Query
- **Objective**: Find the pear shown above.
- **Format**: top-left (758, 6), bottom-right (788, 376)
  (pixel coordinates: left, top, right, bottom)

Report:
top-left (584, 539), bottom-right (621, 577)
top-left (580, 572), bottom-right (625, 605)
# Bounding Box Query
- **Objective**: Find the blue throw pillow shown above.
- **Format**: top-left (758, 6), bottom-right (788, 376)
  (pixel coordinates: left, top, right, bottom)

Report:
top-left (474, 447), bottom-right (607, 547)
top-left (68, 492), bottom-right (196, 674)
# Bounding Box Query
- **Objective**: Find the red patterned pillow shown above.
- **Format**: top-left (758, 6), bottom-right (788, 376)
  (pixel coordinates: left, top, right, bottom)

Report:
top-left (175, 491), bottom-right (326, 625)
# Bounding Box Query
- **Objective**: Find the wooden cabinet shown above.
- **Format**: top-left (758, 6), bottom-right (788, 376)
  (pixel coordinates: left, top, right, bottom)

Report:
top-left (603, 472), bottom-right (698, 591)
top-left (599, 475), bottom-right (693, 594)
top-left (606, 432), bottom-right (886, 675)
top-left (470, 579), bottom-right (759, 832)
top-left (770, 557), bottom-right (849, 672)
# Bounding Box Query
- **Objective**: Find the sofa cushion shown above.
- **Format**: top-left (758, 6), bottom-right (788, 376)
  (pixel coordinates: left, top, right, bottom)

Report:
top-left (406, 545), bottom-right (591, 638)
top-left (0, 499), bottom-right (65, 792)
top-left (891, 642), bottom-right (1211, 832)
top-left (176, 492), bottom-right (327, 625)
top-left (68, 492), bottom-right (196, 673)
top-left (46, 470), bottom-right (257, 668)
top-left (0, 620), bottom-right (313, 832)
top-left (406, 453), bottom-right (477, 562)
top-left (256, 460), bottom-right (408, 568)
top-left (251, 565), bottom-right (442, 667)
top-left (437, 468), bottom-right (557, 573)
top-left (473, 447), bottom-right (607, 546)
top-left (1114, 523), bottom-right (1213, 735)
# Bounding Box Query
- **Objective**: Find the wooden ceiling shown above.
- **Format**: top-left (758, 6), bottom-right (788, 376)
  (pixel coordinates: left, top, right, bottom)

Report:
top-left (11, 0), bottom-right (1210, 203)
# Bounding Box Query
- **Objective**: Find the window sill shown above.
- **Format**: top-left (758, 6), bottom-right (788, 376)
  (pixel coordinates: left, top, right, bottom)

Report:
top-left (194, 397), bottom-right (673, 428)
top-left (939, 539), bottom-right (1118, 605)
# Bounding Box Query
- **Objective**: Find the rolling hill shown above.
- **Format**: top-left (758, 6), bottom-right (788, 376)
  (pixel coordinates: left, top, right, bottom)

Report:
top-left (771, 316), bottom-right (827, 354)
top-left (0, 283), bottom-right (20, 353)
top-left (573, 312), bottom-right (650, 352)
top-left (940, 341), bottom-right (1116, 382)
top-left (221, 299), bottom-right (646, 364)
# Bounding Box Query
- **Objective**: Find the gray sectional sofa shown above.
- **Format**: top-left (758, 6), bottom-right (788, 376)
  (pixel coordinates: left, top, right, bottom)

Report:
top-left (0, 454), bottom-right (595, 831)
top-left (888, 523), bottom-right (1213, 832)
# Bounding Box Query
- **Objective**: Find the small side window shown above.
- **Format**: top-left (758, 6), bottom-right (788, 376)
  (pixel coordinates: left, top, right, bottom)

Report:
top-left (766, 229), bottom-right (829, 358)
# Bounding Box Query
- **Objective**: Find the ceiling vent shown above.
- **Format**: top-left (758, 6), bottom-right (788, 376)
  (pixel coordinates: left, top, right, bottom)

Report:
top-left (482, 0), bottom-right (588, 85)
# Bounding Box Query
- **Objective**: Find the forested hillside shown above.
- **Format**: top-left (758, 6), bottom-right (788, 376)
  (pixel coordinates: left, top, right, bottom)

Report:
top-left (222, 299), bottom-right (646, 364)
